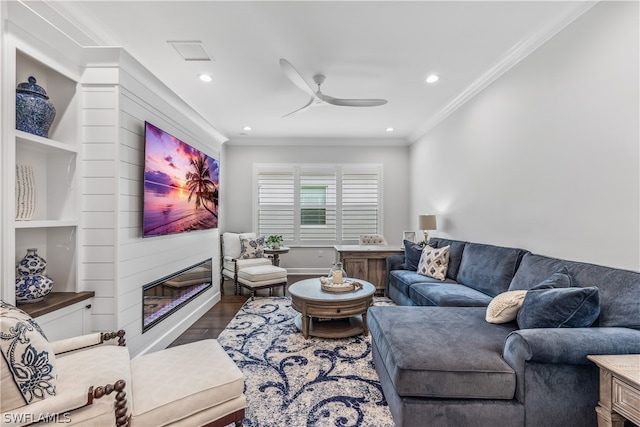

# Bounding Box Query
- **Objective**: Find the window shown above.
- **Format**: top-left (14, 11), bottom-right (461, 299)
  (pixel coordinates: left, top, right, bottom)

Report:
top-left (255, 164), bottom-right (382, 245)
top-left (301, 186), bottom-right (327, 226)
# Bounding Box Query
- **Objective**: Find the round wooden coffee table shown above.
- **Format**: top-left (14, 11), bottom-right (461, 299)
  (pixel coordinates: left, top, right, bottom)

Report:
top-left (288, 278), bottom-right (376, 339)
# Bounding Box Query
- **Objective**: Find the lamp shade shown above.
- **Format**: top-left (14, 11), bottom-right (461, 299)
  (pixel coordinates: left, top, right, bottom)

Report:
top-left (418, 214), bottom-right (437, 230)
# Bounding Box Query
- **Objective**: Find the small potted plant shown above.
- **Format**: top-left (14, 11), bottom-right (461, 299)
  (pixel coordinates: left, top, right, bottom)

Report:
top-left (266, 235), bottom-right (283, 249)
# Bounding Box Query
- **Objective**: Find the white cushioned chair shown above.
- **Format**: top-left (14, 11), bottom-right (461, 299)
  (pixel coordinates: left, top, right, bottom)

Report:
top-left (0, 301), bottom-right (245, 427)
top-left (358, 234), bottom-right (388, 245)
top-left (221, 232), bottom-right (287, 298)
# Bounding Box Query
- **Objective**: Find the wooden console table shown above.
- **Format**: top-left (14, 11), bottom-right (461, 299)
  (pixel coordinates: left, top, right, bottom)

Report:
top-left (587, 354), bottom-right (640, 427)
top-left (334, 245), bottom-right (403, 295)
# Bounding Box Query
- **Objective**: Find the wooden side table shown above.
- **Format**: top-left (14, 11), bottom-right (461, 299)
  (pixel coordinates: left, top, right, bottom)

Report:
top-left (587, 354), bottom-right (640, 427)
top-left (264, 246), bottom-right (289, 266)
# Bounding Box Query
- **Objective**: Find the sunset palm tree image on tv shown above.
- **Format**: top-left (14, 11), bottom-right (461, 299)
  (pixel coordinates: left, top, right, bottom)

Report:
top-left (143, 122), bottom-right (219, 237)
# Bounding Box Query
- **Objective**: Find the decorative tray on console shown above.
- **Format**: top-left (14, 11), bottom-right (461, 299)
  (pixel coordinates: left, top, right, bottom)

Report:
top-left (319, 277), bottom-right (364, 293)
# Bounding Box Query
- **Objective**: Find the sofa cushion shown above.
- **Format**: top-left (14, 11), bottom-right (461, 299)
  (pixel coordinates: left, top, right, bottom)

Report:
top-left (508, 253), bottom-right (640, 329)
top-left (426, 237), bottom-right (466, 280)
top-left (486, 290), bottom-right (528, 323)
top-left (518, 287), bottom-right (600, 329)
top-left (530, 267), bottom-right (574, 290)
top-left (457, 243), bottom-right (527, 297)
top-left (1, 301), bottom-right (57, 412)
top-left (402, 239), bottom-right (424, 271)
top-left (389, 270), bottom-right (457, 299)
top-left (368, 306), bottom-right (517, 399)
top-left (410, 282), bottom-right (492, 307)
top-left (131, 339), bottom-right (244, 426)
top-left (417, 245), bottom-right (450, 281)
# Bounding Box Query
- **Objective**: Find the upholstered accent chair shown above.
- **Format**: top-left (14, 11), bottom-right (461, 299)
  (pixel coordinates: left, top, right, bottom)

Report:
top-left (359, 234), bottom-right (388, 245)
top-left (1, 301), bottom-right (245, 426)
top-left (221, 232), bottom-right (287, 298)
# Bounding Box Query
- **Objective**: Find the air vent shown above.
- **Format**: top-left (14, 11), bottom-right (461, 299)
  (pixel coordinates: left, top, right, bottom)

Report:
top-left (168, 41), bottom-right (212, 61)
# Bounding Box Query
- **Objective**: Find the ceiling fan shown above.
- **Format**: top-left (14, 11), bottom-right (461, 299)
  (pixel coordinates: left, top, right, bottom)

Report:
top-left (279, 58), bottom-right (388, 117)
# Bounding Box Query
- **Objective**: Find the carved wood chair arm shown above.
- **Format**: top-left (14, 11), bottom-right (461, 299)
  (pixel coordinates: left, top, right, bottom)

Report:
top-left (1, 379), bottom-right (129, 427)
top-left (52, 330), bottom-right (126, 356)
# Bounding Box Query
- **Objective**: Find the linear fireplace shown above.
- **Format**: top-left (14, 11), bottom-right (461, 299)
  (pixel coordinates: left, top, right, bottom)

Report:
top-left (142, 258), bottom-right (212, 333)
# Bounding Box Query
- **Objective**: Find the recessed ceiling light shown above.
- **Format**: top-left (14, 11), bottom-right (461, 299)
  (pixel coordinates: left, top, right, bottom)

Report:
top-left (243, 126), bottom-right (252, 131)
top-left (199, 73), bottom-right (213, 82)
top-left (426, 74), bottom-right (439, 84)
top-left (385, 127), bottom-right (395, 132)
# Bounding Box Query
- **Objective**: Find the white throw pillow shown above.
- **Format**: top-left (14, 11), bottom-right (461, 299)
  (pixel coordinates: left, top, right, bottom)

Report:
top-left (239, 235), bottom-right (265, 259)
top-left (417, 245), bottom-right (450, 281)
top-left (485, 290), bottom-right (528, 324)
top-left (223, 232), bottom-right (256, 259)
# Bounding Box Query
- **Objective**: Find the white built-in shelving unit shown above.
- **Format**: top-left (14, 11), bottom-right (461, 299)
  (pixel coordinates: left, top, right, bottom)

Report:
top-left (2, 16), bottom-right (92, 337)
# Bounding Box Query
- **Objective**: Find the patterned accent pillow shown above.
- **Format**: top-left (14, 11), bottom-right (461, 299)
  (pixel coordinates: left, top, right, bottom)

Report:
top-left (239, 236), bottom-right (266, 259)
top-left (485, 290), bottom-right (528, 323)
top-left (417, 245), bottom-right (450, 281)
top-left (0, 301), bottom-right (57, 412)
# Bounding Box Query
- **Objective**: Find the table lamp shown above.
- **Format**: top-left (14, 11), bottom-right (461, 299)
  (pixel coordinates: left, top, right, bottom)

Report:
top-left (418, 214), bottom-right (437, 243)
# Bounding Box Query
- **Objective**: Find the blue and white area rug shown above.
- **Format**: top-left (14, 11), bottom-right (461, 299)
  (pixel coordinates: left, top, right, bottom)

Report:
top-left (217, 296), bottom-right (396, 427)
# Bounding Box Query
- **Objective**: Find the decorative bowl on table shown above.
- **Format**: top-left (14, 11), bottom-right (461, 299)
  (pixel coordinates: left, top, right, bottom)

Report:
top-left (319, 276), bottom-right (363, 293)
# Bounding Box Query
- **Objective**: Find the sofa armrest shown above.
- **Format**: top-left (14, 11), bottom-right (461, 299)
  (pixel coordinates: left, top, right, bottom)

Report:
top-left (52, 330), bottom-right (126, 355)
top-left (503, 327), bottom-right (640, 367)
top-left (503, 327), bottom-right (640, 403)
top-left (386, 254), bottom-right (406, 272)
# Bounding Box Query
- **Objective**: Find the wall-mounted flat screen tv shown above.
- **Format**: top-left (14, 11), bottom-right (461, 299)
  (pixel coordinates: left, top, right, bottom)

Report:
top-left (143, 121), bottom-right (219, 237)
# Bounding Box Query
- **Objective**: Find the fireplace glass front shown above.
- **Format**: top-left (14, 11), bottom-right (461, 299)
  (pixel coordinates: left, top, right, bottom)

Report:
top-left (142, 258), bottom-right (212, 332)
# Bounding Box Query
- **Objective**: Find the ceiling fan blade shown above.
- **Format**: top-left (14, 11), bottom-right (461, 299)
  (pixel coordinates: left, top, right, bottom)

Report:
top-left (321, 94), bottom-right (388, 107)
top-left (280, 59), bottom-right (317, 98)
top-left (282, 96), bottom-right (315, 118)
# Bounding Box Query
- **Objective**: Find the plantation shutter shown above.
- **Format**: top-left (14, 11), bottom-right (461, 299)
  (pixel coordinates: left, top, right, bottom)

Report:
top-left (341, 168), bottom-right (380, 242)
top-left (257, 170), bottom-right (295, 241)
top-left (299, 170), bottom-right (336, 244)
top-left (255, 164), bottom-right (381, 245)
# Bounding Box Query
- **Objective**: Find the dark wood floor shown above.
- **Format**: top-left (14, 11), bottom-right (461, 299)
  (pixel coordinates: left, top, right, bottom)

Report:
top-left (169, 275), bottom-right (314, 347)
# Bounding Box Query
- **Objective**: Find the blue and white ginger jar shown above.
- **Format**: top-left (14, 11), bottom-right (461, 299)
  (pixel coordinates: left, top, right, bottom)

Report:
top-left (16, 76), bottom-right (56, 138)
top-left (15, 248), bottom-right (54, 303)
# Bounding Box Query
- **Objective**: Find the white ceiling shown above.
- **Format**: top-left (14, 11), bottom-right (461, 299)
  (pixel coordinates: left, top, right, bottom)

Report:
top-left (52, 1), bottom-right (593, 144)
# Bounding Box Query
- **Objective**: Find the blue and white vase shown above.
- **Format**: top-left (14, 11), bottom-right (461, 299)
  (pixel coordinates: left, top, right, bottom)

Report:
top-left (16, 76), bottom-right (56, 138)
top-left (15, 248), bottom-right (53, 304)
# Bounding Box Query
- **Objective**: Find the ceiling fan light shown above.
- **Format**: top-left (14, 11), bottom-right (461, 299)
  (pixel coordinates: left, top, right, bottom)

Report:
top-left (426, 74), bottom-right (439, 84)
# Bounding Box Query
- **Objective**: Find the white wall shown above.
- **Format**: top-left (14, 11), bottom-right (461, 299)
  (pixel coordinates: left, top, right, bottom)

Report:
top-left (410, 1), bottom-right (639, 270)
top-left (221, 141), bottom-right (410, 272)
top-left (81, 51), bottom-right (225, 356)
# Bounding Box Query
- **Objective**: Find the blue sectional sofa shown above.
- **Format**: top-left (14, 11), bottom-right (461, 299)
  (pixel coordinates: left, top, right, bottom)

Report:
top-left (368, 237), bottom-right (640, 427)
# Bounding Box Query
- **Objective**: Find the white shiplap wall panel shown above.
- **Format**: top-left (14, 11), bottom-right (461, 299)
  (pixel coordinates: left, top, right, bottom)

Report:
top-left (82, 89), bottom-right (116, 109)
top-left (83, 144), bottom-right (115, 160)
top-left (82, 177), bottom-right (116, 194)
top-left (83, 280), bottom-right (114, 297)
top-left (82, 126), bottom-right (116, 143)
top-left (81, 83), bottom-right (118, 332)
top-left (82, 160), bottom-right (116, 177)
top-left (115, 73), bottom-right (220, 356)
top-left (92, 314), bottom-right (116, 332)
top-left (82, 212), bottom-right (116, 229)
top-left (83, 229), bottom-right (116, 246)
top-left (83, 108), bottom-right (116, 126)
top-left (82, 194), bottom-right (116, 212)
top-left (83, 246), bottom-right (115, 263)
top-left (81, 262), bottom-right (115, 281)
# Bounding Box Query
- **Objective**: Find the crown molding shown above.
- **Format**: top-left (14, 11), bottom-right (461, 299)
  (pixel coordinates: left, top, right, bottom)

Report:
top-left (408, 1), bottom-right (599, 143)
